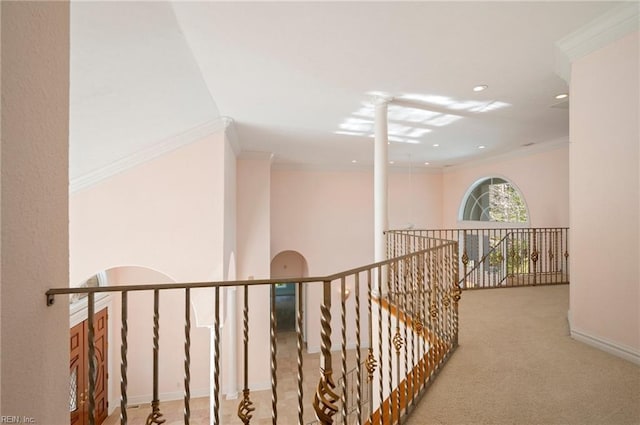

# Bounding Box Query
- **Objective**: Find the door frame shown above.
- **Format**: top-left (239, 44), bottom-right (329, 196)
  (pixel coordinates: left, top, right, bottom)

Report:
top-left (70, 294), bottom-right (114, 419)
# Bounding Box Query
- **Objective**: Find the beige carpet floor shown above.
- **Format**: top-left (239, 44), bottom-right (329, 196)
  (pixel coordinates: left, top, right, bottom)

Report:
top-left (405, 285), bottom-right (640, 425)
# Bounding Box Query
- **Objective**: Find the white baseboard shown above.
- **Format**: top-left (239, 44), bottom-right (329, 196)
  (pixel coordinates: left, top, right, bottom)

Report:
top-left (125, 388), bottom-right (210, 407)
top-left (109, 380), bottom-right (275, 415)
top-left (570, 327), bottom-right (640, 366)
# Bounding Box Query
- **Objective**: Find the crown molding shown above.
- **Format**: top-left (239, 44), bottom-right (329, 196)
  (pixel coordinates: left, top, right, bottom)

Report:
top-left (442, 136), bottom-right (569, 174)
top-left (555, 2), bottom-right (639, 82)
top-left (271, 160), bottom-right (442, 175)
top-left (238, 151), bottom-right (274, 161)
top-left (224, 117), bottom-right (242, 156)
top-left (70, 116), bottom-right (233, 193)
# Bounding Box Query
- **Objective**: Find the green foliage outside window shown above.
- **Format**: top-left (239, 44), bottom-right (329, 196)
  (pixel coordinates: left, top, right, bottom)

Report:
top-left (463, 177), bottom-right (528, 223)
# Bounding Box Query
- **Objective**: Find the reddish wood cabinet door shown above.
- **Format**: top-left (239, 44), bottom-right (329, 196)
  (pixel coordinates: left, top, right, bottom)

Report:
top-left (70, 308), bottom-right (108, 425)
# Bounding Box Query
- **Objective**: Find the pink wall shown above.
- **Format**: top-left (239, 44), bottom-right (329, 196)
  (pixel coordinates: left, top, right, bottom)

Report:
top-left (70, 131), bottom-right (226, 285)
top-left (236, 154), bottom-right (272, 388)
top-left (270, 167), bottom-right (443, 352)
top-left (569, 31), bottom-right (639, 359)
top-left (441, 145), bottom-right (570, 229)
top-left (389, 169), bottom-right (443, 230)
top-left (106, 266), bottom-right (211, 405)
top-left (271, 167), bottom-right (443, 275)
top-left (70, 128), bottom-right (243, 401)
top-left (0, 3), bottom-right (69, 421)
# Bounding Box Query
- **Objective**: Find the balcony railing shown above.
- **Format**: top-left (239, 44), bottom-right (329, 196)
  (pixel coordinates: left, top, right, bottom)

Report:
top-left (47, 233), bottom-right (459, 425)
top-left (387, 228), bottom-right (569, 289)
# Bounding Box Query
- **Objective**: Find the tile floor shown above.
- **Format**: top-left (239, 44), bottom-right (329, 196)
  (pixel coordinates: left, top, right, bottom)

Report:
top-left (104, 332), bottom-right (370, 425)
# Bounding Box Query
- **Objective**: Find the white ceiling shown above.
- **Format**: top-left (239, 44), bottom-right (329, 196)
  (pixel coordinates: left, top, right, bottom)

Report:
top-left (69, 1), bottom-right (621, 181)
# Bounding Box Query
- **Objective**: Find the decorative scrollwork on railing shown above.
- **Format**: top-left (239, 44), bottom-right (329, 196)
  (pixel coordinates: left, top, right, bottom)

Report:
top-left (443, 294), bottom-right (451, 308)
top-left (313, 370), bottom-right (339, 425)
top-left (451, 286), bottom-right (462, 303)
top-left (365, 348), bottom-right (377, 383)
top-left (564, 250), bottom-right (569, 259)
top-left (461, 251), bottom-right (469, 266)
top-left (393, 330), bottom-right (404, 354)
top-left (415, 312), bottom-right (424, 333)
top-left (530, 250), bottom-right (539, 263)
top-left (237, 389), bottom-right (255, 424)
top-left (145, 401), bottom-right (165, 425)
top-left (430, 303), bottom-right (438, 318)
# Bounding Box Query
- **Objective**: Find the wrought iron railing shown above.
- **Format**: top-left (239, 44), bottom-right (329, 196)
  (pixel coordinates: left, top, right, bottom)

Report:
top-left (47, 234), bottom-right (459, 425)
top-left (387, 228), bottom-right (569, 289)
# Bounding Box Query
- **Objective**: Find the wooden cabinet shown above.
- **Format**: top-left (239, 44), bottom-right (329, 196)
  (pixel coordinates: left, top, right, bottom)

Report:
top-left (70, 308), bottom-right (108, 425)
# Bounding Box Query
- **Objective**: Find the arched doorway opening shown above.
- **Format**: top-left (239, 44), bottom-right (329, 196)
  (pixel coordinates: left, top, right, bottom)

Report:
top-left (270, 251), bottom-right (309, 334)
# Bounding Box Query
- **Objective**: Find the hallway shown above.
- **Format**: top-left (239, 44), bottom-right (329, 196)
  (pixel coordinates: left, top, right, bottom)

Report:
top-left (103, 285), bottom-right (639, 425)
top-left (406, 285), bottom-right (640, 425)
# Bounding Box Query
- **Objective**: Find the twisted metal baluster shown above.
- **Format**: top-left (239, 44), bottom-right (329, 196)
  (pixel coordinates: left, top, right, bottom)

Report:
top-left (365, 269), bottom-right (376, 420)
top-left (531, 229), bottom-right (539, 285)
top-left (377, 268), bottom-right (383, 425)
top-left (393, 265), bottom-right (403, 425)
top-left (340, 277), bottom-right (347, 425)
top-left (461, 231), bottom-right (469, 289)
top-left (408, 260), bottom-right (415, 408)
top-left (436, 249), bottom-right (443, 368)
top-left (354, 273), bottom-right (363, 425)
top-left (213, 287), bottom-right (220, 425)
top-left (88, 292), bottom-right (96, 425)
top-left (420, 252), bottom-right (426, 389)
top-left (428, 249), bottom-right (436, 381)
top-left (443, 250), bottom-right (451, 346)
top-left (448, 248), bottom-right (455, 345)
top-left (388, 263), bottom-right (394, 425)
top-left (418, 255), bottom-right (426, 392)
top-left (271, 283), bottom-right (278, 425)
top-left (411, 253), bottom-right (423, 405)
top-left (314, 280), bottom-right (339, 424)
top-left (452, 244), bottom-right (462, 347)
top-left (238, 284), bottom-right (255, 424)
top-left (184, 288), bottom-right (191, 425)
top-left (403, 259), bottom-right (410, 414)
top-left (297, 282), bottom-right (304, 425)
top-left (120, 292), bottom-right (128, 425)
top-left (146, 289), bottom-right (165, 425)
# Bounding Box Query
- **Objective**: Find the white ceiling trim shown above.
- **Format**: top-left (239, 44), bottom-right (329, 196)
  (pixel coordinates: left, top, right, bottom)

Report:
top-left (271, 161), bottom-right (444, 175)
top-left (238, 151), bottom-right (274, 161)
top-left (70, 116), bottom-right (233, 193)
top-left (555, 2), bottom-right (639, 82)
top-left (442, 136), bottom-right (570, 174)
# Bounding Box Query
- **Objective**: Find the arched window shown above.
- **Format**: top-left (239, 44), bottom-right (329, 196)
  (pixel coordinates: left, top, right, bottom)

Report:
top-left (461, 177), bottom-right (528, 223)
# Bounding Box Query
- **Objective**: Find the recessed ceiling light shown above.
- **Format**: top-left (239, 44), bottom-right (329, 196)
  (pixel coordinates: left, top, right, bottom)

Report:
top-left (473, 85), bottom-right (488, 92)
top-left (424, 162), bottom-right (430, 165)
top-left (433, 143), bottom-right (440, 147)
top-left (555, 93), bottom-right (569, 100)
top-left (389, 161), bottom-right (395, 164)
top-left (351, 159), bottom-right (357, 163)
top-left (478, 145), bottom-right (486, 149)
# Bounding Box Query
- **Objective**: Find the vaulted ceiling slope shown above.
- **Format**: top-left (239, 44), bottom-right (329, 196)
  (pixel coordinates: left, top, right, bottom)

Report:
top-left (70, 1), bottom-right (622, 185)
top-left (70, 1), bottom-right (220, 182)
